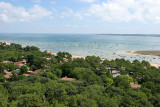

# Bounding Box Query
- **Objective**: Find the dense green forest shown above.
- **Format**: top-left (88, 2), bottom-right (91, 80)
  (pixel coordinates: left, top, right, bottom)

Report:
top-left (0, 42), bottom-right (160, 107)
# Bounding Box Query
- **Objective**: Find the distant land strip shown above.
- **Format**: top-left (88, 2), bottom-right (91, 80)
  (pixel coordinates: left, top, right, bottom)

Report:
top-left (118, 50), bottom-right (160, 57)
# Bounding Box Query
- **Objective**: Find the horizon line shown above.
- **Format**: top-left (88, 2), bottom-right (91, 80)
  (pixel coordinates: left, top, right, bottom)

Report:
top-left (0, 33), bottom-right (160, 35)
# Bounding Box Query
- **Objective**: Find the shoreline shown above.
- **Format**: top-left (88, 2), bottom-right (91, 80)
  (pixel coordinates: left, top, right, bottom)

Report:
top-left (51, 52), bottom-right (85, 59)
top-left (2, 41), bottom-right (160, 67)
top-left (117, 50), bottom-right (160, 57)
top-left (2, 41), bottom-right (85, 59)
top-left (118, 50), bottom-right (160, 68)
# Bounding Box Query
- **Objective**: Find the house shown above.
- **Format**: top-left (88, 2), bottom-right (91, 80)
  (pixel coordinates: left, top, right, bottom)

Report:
top-left (27, 71), bottom-right (33, 73)
top-left (4, 70), bottom-right (9, 74)
top-left (111, 70), bottom-right (121, 78)
top-left (30, 69), bottom-right (41, 75)
top-left (47, 51), bottom-right (52, 54)
top-left (60, 77), bottom-right (76, 81)
top-left (3, 61), bottom-right (12, 63)
top-left (130, 82), bottom-right (141, 88)
top-left (46, 57), bottom-right (51, 60)
top-left (14, 62), bottom-right (24, 69)
top-left (21, 60), bottom-right (27, 64)
top-left (63, 58), bottom-right (68, 62)
top-left (4, 73), bottom-right (12, 79)
top-left (23, 74), bottom-right (31, 77)
top-left (106, 67), bottom-right (117, 71)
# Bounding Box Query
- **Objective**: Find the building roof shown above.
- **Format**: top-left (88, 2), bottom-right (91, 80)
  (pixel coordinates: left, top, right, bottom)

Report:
top-left (21, 60), bottom-right (27, 63)
top-left (19, 64), bottom-right (24, 66)
top-left (4, 70), bottom-right (9, 73)
top-left (23, 74), bottom-right (31, 76)
top-left (60, 77), bottom-right (76, 81)
top-left (4, 73), bottom-right (12, 79)
top-left (130, 82), bottom-right (141, 88)
top-left (63, 58), bottom-right (68, 62)
top-left (3, 61), bottom-right (12, 63)
top-left (14, 62), bottom-right (24, 66)
top-left (112, 70), bottom-right (120, 74)
top-left (30, 70), bottom-right (41, 75)
top-left (47, 51), bottom-right (52, 54)
top-left (28, 71), bottom-right (33, 73)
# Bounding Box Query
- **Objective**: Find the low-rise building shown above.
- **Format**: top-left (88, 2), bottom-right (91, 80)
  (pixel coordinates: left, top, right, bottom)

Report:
top-left (30, 69), bottom-right (41, 75)
top-left (14, 62), bottom-right (24, 69)
top-left (112, 70), bottom-right (121, 78)
top-left (60, 77), bottom-right (76, 81)
top-left (4, 73), bottom-right (12, 79)
top-left (23, 74), bottom-right (31, 77)
top-left (130, 82), bottom-right (141, 88)
top-left (47, 51), bottom-right (52, 54)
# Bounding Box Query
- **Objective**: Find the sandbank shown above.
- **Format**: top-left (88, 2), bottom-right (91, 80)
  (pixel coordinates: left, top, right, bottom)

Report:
top-left (118, 50), bottom-right (160, 57)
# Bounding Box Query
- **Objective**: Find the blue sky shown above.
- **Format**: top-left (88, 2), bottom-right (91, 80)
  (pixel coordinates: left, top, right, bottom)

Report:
top-left (0, 0), bottom-right (160, 34)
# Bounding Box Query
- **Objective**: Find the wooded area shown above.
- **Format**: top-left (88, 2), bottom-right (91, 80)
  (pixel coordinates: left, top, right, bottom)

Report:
top-left (0, 42), bottom-right (160, 107)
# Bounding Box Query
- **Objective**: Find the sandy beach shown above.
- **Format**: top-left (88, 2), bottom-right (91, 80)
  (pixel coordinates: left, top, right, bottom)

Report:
top-left (118, 50), bottom-right (160, 57)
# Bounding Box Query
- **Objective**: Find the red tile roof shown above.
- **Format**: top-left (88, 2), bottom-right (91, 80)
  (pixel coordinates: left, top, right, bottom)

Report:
top-left (47, 51), bottom-right (52, 54)
top-left (4, 73), bottom-right (12, 79)
top-left (30, 70), bottom-right (41, 75)
top-left (60, 77), bottom-right (76, 81)
top-left (23, 74), bottom-right (31, 76)
top-left (130, 82), bottom-right (141, 88)
top-left (21, 60), bottom-right (27, 63)
top-left (14, 62), bottom-right (24, 66)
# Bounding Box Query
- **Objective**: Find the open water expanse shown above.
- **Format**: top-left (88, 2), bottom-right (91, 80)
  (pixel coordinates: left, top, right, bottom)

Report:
top-left (0, 33), bottom-right (160, 64)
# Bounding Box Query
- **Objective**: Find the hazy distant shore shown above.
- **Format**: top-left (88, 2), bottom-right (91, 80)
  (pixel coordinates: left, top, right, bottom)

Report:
top-left (118, 50), bottom-right (160, 57)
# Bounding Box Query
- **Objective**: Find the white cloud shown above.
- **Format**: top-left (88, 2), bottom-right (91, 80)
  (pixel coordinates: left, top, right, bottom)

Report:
top-left (49, 16), bottom-right (54, 20)
top-left (86, 0), bottom-right (160, 23)
top-left (32, 0), bottom-right (41, 3)
top-left (0, 2), bottom-right (52, 22)
top-left (61, 8), bottom-right (84, 20)
top-left (78, 0), bottom-right (97, 3)
top-left (50, 1), bottom-right (57, 4)
top-left (64, 24), bottom-right (78, 28)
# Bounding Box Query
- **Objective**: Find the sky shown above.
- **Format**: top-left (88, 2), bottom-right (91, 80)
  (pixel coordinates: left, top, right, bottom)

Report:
top-left (0, 0), bottom-right (160, 34)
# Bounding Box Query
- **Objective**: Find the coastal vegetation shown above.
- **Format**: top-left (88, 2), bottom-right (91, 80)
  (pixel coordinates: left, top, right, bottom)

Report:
top-left (0, 42), bottom-right (160, 107)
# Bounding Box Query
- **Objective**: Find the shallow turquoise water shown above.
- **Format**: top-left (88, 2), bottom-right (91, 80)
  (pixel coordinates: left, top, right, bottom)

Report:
top-left (0, 33), bottom-right (160, 64)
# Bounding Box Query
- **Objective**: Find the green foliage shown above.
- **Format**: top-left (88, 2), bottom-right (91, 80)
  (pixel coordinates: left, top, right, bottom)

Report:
top-left (61, 62), bottom-right (73, 77)
top-left (16, 94), bottom-right (44, 107)
top-left (115, 75), bottom-right (134, 90)
top-left (82, 99), bottom-right (98, 107)
top-left (72, 58), bottom-right (90, 68)
top-left (57, 52), bottom-right (72, 61)
top-left (82, 69), bottom-right (102, 85)
top-left (0, 85), bottom-right (8, 107)
top-left (85, 56), bottom-right (101, 69)
top-left (105, 78), bottom-right (113, 87)
top-left (53, 69), bottom-right (62, 78)
top-left (20, 66), bottom-right (28, 74)
top-left (24, 46), bottom-right (40, 51)
top-left (71, 67), bottom-right (85, 79)
top-left (0, 42), bottom-right (159, 107)
top-left (0, 74), bottom-right (5, 82)
top-left (46, 72), bottom-right (58, 79)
